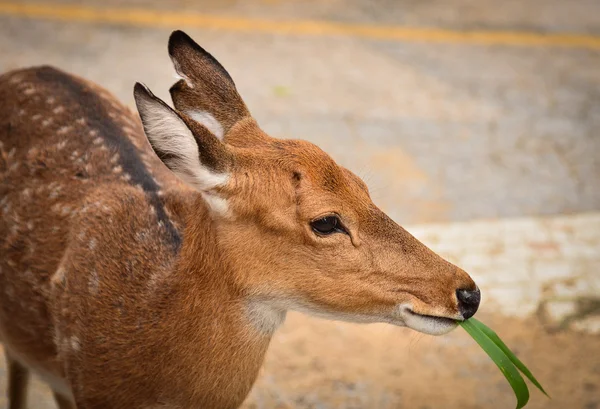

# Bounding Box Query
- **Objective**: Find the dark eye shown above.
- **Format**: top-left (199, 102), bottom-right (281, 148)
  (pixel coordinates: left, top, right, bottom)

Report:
top-left (310, 216), bottom-right (346, 235)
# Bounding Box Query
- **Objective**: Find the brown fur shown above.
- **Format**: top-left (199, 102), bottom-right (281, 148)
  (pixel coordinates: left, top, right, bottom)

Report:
top-left (0, 32), bottom-right (477, 409)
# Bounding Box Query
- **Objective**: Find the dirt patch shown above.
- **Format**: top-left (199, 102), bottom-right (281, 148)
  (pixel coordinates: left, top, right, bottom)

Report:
top-left (244, 311), bottom-right (600, 408)
top-left (1, 311), bottom-right (598, 408)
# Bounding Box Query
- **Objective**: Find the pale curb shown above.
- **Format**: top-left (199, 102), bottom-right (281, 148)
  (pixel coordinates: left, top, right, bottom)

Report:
top-left (406, 212), bottom-right (600, 333)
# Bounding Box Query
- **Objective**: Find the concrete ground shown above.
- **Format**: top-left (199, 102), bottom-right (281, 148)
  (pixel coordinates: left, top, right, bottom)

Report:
top-left (0, 0), bottom-right (599, 408)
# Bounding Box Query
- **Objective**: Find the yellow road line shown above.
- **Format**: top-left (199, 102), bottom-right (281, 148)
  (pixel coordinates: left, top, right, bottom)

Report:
top-left (1, 1), bottom-right (600, 49)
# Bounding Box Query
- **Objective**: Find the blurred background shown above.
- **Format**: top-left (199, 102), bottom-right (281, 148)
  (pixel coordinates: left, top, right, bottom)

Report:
top-left (1, 0), bottom-right (599, 408)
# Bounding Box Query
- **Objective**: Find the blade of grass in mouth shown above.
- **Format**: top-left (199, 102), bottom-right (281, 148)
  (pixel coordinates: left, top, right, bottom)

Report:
top-left (460, 318), bottom-right (530, 409)
top-left (469, 318), bottom-right (549, 397)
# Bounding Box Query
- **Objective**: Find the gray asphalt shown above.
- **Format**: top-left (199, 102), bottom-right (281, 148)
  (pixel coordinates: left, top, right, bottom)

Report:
top-left (2, 0), bottom-right (599, 224)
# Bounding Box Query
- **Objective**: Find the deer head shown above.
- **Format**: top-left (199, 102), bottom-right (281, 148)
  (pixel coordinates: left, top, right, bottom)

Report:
top-left (133, 31), bottom-right (480, 336)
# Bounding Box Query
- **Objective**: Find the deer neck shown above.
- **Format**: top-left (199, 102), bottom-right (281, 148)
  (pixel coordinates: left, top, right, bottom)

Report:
top-left (152, 196), bottom-right (280, 405)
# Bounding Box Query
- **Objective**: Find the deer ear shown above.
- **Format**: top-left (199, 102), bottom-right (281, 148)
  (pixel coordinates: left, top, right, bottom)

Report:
top-left (168, 30), bottom-right (250, 140)
top-left (133, 82), bottom-right (231, 193)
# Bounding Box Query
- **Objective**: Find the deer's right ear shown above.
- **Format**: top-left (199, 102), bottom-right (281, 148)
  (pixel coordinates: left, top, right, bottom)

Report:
top-left (134, 83), bottom-right (231, 193)
top-left (168, 30), bottom-right (251, 140)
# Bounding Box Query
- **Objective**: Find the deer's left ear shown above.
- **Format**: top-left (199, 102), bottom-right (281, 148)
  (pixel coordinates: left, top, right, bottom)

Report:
top-left (134, 82), bottom-right (232, 195)
top-left (168, 30), bottom-right (251, 141)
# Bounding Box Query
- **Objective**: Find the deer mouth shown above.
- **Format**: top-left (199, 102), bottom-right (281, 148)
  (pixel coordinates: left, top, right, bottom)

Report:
top-left (407, 310), bottom-right (458, 325)
top-left (399, 307), bottom-right (460, 336)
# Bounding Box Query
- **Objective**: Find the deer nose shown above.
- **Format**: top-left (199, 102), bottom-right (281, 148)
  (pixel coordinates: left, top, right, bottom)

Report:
top-left (456, 288), bottom-right (480, 319)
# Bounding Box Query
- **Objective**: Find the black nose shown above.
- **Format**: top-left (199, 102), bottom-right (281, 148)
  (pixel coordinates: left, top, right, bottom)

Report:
top-left (456, 288), bottom-right (480, 319)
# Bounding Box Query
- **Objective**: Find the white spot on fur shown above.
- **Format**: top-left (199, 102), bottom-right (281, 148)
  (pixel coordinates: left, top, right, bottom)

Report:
top-left (46, 96), bottom-right (55, 104)
top-left (26, 221), bottom-right (34, 230)
top-left (89, 239), bottom-right (97, 250)
top-left (112, 165), bottom-right (122, 174)
top-left (7, 147), bottom-right (16, 159)
top-left (23, 269), bottom-right (34, 281)
top-left (89, 129), bottom-right (98, 137)
top-left (76, 117), bottom-right (86, 125)
top-left (135, 229), bottom-right (150, 242)
top-left (88, 269), bottom-right (100, 294)
top-left (10, 217), bottom-right (21, 234)
top-left (52, 266), bottom-right (66, 285)
top-left (53, 106), bottom-right (65, 114)
top-left (9, 75), bottom-right (23, 84)
top-left (24, 87), bottom-right (35, 95)
top-left (31, 114), bottom-right (42, 121)
top-left (41, 118), bottom-right (53, 127)
top-left (21, 188), bottom-right (31, 199)
top-left (186, 110), bottom-right (224, 140)
top-left (18, 109), bottom-right (25, 116)
top-left (123, 115), bottom-right (136, 126)
top-left (142, 158), bottom-right (154, 169)
top-left (56, 140), bottom-right (68, 150)
top-left (93, 137), bottom-right (103, 145)
top-left (49, 186), bottom-right (62, 199)
top-left (69, 336), bottom-right (81, 352)
top-left (4, 283), bottom-right (15, 298)
top-left (110, 153), bottom-right (119, 164)
top-left (121, 173), bottom-right (131, 182)
top-left (57, 126), bottom-right (72, 135)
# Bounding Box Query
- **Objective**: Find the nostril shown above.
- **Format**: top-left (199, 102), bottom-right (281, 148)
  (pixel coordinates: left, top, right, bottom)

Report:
top-left (457, 288), bottom-right (480, 306)
top-left (456, 288), bottom-right (481, 320)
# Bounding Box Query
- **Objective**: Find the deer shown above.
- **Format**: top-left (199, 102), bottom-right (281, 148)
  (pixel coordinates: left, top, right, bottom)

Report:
top-left (0, 30), bottom-right (481, 409)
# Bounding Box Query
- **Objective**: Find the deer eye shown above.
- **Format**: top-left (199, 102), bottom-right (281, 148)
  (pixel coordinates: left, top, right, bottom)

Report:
top-left (310, 216), bottom-right (347, 236)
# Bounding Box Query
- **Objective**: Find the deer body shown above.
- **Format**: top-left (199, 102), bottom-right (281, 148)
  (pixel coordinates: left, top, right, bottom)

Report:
top-left (0, 31), bottom-right (480, 409)
top-left (0, 65), bottom-right (275, 408)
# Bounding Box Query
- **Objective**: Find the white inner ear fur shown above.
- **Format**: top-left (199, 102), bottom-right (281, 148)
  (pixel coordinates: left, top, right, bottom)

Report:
top-left (170, 57), bottom-right (194, 89)
top-left (138, 98), bottom-right (230, 215)
top-left (186, 110), bottom-right (224, 141)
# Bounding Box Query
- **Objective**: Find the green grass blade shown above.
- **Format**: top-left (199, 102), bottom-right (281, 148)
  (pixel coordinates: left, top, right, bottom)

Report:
top-left (469, 318), bottom-right (549, 397)
top-left (460, 319), bottom-right (530, 409)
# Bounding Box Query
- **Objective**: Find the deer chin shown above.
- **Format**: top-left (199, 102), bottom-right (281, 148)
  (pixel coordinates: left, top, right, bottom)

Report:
top-left (395, 305), bottom-right (460, 336)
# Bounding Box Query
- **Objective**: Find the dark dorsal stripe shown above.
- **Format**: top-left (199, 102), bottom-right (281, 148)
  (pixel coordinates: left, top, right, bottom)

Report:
top-left (35, 67), bottom-right (182, 250)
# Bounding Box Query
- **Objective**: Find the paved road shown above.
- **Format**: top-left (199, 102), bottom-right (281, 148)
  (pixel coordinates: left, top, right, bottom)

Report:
top-left (1, 0), bottom-right (599, 224)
